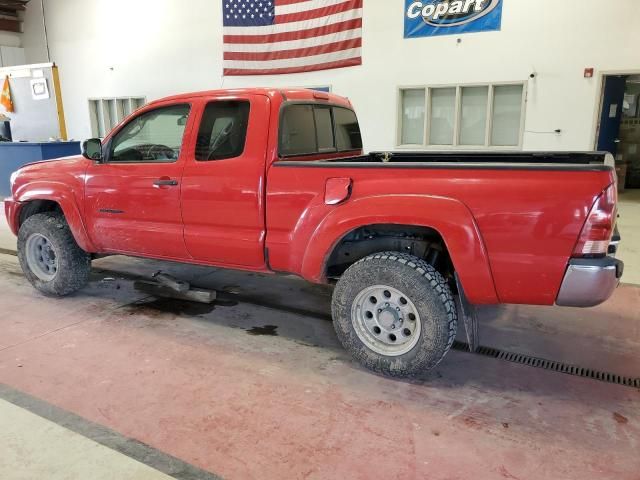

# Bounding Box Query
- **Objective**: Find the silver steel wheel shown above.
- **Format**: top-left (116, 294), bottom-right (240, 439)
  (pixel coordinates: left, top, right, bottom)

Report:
top-left (351, 285), bottom-right (422, 356)
top-left (25, 233), bottom-right (58, 281)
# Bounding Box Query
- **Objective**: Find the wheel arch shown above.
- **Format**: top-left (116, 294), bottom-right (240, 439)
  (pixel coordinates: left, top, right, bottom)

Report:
top-left (14, 187), bottom-right (96, 253)
top-left (300, 194), bottom-right (498, 305)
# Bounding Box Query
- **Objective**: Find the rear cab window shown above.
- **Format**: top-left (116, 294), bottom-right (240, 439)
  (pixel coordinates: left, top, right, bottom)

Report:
top-left (279, 103), bottom-right (362, 158)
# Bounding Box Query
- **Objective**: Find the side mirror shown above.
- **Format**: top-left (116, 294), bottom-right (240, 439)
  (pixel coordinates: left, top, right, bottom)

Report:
top-left (82, 138), bottom-right (103, 161)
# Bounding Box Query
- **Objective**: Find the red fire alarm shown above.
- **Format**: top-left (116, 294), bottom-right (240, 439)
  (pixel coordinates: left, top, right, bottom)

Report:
top-left (584, 68), bottom-right (594, 78)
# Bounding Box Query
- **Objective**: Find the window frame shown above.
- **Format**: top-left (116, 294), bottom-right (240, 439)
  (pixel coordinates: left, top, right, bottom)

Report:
top-left (194, 99), bottom-right (251, 162)
top-left (278, 101), bottom-right (362, 158)
top-left (396, 81), bottom-right (527, 150)
top-left (104, 103), bottom-right (192, 164)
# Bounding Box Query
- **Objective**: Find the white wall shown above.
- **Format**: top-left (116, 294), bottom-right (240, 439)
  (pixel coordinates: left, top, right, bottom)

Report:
top-left (21, 1), bottom-right (48, 64)
top-left (22, 0), bottom-right (640, 151)
top-left (0, 31), bottom-right (21, 48)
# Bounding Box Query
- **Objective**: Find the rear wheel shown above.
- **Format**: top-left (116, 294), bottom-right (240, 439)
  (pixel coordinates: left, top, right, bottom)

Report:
top-left (17, 212), bottom-right (91, 296)
top-left (332, 251), bottom-right (457, 377)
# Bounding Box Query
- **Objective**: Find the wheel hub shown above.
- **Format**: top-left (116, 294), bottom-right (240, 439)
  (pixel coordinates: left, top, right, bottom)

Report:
top-left (378, 307), bottom-right (401, 330)
top-left (351, 285), bottom-right (421, 356)
top-left (25, 233), bottom-right (58, 282)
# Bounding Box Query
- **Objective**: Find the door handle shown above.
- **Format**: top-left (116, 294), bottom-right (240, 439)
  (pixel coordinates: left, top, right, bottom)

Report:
top-left (153, 178), bottom-right (178, 187)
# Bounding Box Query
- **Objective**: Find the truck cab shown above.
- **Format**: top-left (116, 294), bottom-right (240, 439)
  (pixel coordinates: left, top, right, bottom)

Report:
top-left (77, 88), bottom-right (362, 268)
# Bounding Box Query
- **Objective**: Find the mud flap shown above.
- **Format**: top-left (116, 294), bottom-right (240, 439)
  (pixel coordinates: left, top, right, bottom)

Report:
top-left (455, 273), bottom-right (479, 352)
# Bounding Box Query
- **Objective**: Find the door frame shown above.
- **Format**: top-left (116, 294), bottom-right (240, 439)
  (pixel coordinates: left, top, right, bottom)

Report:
top-left (592, 69), bottom-right (640, 151)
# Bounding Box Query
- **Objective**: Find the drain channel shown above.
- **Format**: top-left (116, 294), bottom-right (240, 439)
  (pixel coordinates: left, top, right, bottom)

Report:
top-left (452, 340), bottom-right (640, 388)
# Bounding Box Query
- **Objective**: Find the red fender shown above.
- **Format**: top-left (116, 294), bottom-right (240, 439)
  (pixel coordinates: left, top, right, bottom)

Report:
top-left (13, 181), bottom-right (97, 253)
top-left (298, 194), bottom-right (498, 305)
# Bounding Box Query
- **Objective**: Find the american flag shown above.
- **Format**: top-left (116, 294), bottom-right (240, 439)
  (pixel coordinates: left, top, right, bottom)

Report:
top-left (222, 0), bottom-right (363, 76)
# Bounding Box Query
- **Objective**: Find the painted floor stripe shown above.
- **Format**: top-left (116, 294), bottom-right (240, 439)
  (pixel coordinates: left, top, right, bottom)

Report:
top-left (0, 383), bottom-right (223, 480)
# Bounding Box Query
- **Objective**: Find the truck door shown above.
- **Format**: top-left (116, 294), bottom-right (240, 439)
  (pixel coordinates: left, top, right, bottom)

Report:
top-left (597, 75), bottom-right (627, 155)
top-left (180, 95), bottom-right (269, 267)
top-left (84, 102), bottom-right (192, 259)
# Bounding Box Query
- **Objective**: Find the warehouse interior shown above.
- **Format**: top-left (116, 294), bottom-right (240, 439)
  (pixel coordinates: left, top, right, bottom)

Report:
top-left (0, 1), bottom-right (639, 480)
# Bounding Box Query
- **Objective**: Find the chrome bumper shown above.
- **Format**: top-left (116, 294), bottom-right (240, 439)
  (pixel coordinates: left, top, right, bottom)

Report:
top-left (556, 257), bottom-right (624, 307)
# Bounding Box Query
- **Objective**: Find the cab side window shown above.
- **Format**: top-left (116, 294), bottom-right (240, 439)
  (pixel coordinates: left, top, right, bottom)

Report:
top-left (279, 104), bottom-right (362, 157)
top-left (195, 100), bottom-right (250, 161)
top-left (279, 105), bottom-right (317, 156)
top-left (110, 104), bottom-right (190, 162)
top-left (334, 107), bottom-right (363, 151)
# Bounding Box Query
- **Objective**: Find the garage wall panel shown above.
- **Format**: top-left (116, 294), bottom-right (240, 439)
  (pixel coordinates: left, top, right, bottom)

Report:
top-left (20, 0), bottom-right (640, 152)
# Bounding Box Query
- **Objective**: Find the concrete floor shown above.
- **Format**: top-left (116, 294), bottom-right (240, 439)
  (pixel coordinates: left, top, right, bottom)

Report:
top-left (0, 250), bottom-right (639, 479)
top-left (0, 196), bottom-right (639, 479)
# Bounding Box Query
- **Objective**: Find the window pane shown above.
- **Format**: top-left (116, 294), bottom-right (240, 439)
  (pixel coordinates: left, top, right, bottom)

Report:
top-left (195, 101), bottom-right (250, 161)
top-left (334, 107), bottom-right (362, 151)
top-left (429, 88), bottom-right (456, 145)
top-left (491, 85), bottom-right (523, 146)
top-left (314, 107), bottom-right (335, 152)
top-left (401, 89), bottom-right (425, 145)
top-left (111, 104), bottom-right (190, 162)
top-left (280, 105), bottom-right (316, 156)
top-left (460, 86), bottom-right (488, 145)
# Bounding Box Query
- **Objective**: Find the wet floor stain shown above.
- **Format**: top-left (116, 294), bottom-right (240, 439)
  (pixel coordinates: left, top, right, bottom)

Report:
top-left (126, 297), bottom-right (238, 317)
top-left (128, 298), bottom-right (216, 317)
top-left (613, 412), bottom-right (629, 424)
top-left (246, 325), bottom-right (279, 336)
top-left (215, 298), bottom-right (239, 307)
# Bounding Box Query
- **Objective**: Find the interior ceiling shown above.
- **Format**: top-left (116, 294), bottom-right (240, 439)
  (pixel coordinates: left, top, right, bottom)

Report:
top-left (0, 0), bottom-right (29, 16)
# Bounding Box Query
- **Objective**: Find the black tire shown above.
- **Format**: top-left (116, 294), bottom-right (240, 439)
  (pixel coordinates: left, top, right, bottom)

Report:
top-left (17, 212), bottom-right (91, 296)
top-left (332, 251), bottom-right (457, 377)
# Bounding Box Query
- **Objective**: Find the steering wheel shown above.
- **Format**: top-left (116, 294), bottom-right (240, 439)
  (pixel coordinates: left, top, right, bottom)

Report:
top-left (148, 144), bottom-right (176, 160)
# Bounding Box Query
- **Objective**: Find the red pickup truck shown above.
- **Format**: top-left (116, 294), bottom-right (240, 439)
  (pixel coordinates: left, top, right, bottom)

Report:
top-left (4, 88), bottom-right (623, 377)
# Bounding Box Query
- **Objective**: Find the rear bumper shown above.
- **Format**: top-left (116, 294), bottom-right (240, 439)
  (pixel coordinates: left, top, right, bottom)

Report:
top-left (3, 198), bottom-right (21, 236)
top-left (556, 256), bottom-right (624, 307)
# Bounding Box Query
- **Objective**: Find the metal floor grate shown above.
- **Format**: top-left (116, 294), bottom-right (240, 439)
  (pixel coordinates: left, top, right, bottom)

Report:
top-left (452, 340), bottom-right (640, 388)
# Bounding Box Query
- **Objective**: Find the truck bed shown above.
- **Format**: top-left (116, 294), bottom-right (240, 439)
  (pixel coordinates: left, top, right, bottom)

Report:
top-left (267, 151), bottom-right (617, 306)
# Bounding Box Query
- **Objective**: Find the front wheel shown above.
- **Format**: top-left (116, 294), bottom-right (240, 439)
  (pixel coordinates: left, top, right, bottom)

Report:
top-left (332, 251), bottom-right (457, 377)
top-left (17, 212), bottom-right (91, 296)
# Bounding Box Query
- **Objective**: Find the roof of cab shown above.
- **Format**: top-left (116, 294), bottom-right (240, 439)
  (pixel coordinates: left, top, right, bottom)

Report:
top-left (148, 88), bottom-right (353, 108)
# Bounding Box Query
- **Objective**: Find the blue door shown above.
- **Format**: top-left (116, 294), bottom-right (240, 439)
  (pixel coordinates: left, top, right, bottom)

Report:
top-left (597, 76), bottom-right (627, 155)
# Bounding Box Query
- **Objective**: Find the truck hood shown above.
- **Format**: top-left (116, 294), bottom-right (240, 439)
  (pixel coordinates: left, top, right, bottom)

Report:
top-left (16, 154), bottom-right (87, 172)
top-left (10, 155), bottom-right (90, 199)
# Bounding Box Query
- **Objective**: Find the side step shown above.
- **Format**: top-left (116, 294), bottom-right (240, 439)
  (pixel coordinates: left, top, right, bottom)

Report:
top-left (134, 271), bottom-right (217, 304)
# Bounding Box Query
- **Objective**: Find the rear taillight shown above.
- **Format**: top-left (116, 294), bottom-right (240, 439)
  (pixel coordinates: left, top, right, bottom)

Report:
top-left (573, 184), bottom-right (617, 257)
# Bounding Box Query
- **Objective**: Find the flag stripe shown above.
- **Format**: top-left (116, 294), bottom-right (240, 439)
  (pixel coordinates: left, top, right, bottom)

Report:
top-left (222, 8), bottom-right (362, 35)
top-left (225, 27), bottom-right (361, 52)
top-left (223, 18), bottom-right (361, 44)
top-left (275, 0), bottom-right (309, 5)
top-left (275, 0), bottom-right (350, 15)
top-left (223, 57), bottom-right (361, 76)
top-left (224, 37), bottom-right (361, 61)
top-left (223, 47), bottom-right (360, 69)
top-left (275, 0), bottom-right (362, 24)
